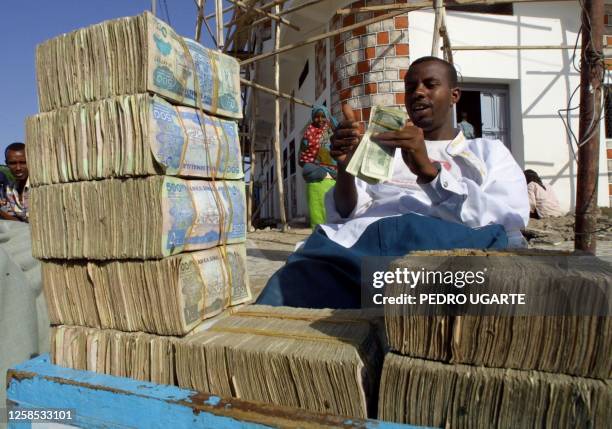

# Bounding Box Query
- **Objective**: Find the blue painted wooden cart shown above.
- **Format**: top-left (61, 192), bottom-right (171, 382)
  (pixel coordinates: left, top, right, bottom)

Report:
top-left (6, 355), bottom-right (420, 428)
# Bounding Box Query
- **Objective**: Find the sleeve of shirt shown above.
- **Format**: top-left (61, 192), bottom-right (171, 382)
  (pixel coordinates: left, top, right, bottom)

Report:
top-left (324, 177), bottom-right (373, 223)
top-left (419, 141), bottom-right (529, 233)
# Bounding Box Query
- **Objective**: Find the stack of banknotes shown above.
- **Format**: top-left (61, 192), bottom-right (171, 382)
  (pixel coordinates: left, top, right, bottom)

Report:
top-left (42, 245), bottom-right (251, 335)
top-left (51, 306), bottom-right (384, 418)
top-left (346, 105), bottom-right (407, 183)
top-left (378, 250), bottom-right (612, 426)
top-left (378, 354), bottom-right (610, 427)
top-left (31, 177), bottom-right (246, 259)
top-left (26, 94), bottom-right (243, 186)
top-left (29, 13), bottom-right (250, 344)
top-left (36, 11), bottom-right (242, 119)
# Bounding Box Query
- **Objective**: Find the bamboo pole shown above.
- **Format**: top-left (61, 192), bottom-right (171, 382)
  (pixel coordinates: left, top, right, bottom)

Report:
top-left (195, 0), bottom-right (204, 41)
top-left (272, 4), bottom-right (287, 231)
top-left (206, 0), bottom-right (290, 21)
top-left (240, 78), bottom-right (313, 107)
top-left (249, 0), bottom-right (328, 27)
top-left (240, 8), bottom-right (407, 66)
top-left (215, 0), bottom-right (224, 48)
top-left (225, 0), bottom-right (287, 27)
top-left (247, 81), bottom-right (257, 232)
top-left (226, 0), bottom-right (300, 31)
top-left (431, 0), bottom-right (443, 56)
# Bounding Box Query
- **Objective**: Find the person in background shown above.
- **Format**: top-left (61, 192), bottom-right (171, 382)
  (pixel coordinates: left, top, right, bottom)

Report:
top-left (0, 142), bottom-right (30, 222)
top-left (458, 111), bottom-right (475, 139)
top-left (524, 169), bottom-right (564, 219)
top-left (298, 105), bottom-right (338, 228)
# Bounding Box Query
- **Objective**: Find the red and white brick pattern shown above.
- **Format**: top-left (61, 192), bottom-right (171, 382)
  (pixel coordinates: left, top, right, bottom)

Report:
top-left (330, 0), bottom-right (410, 129)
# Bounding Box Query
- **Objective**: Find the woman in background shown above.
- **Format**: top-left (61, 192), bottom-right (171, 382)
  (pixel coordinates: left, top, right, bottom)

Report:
top-left (524, 169), bottom-right (564, 218)
top-left (299, 106), bottom-right (337, 228)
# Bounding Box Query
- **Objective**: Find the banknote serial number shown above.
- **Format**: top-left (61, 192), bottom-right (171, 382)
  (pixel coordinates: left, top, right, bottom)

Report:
top-left (6, 408), bottom-right (74, 422)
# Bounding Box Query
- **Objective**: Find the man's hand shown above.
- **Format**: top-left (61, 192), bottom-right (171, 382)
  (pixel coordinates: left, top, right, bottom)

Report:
top-left (331, 104), bottom-right (363, 170)
top-left (371, 120), bottom-right (439, 183)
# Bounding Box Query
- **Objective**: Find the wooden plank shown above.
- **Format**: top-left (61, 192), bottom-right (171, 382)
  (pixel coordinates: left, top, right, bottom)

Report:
top-left (227, 0), bottom-right (300, 31)
top-left (241, 78), bottom-right (313, 107)
top-left (6, 355), bottom-right (417, 428)
top-left (272, 5), bottom-right (288, 231)
top-left (450, 45), bottom-right (576, 50)
top-left (336, 0), bottom-right (563, 14)
top-left (240, 8), bottom-right (407, 66)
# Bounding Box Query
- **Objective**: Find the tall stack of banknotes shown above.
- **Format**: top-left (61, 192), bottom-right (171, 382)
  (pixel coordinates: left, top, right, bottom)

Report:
top-left (31, 12), bottom-right (386, 420)
top-left (28, 12), bottom-right (252, 338)
top-left (379, 250), bottom-right (611, 427)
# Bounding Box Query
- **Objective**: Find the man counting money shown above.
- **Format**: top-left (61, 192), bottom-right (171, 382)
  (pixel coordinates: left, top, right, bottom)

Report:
top-left (257, 56), bottom-right (528, 308)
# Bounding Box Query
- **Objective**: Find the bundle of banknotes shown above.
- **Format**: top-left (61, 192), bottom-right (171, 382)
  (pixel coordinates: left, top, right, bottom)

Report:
top-left (51, 306), bottom-right (383, 418)
top-left (36, 12), bottom-right (242, 119)
top-left (378, 354), bottom-right (611, 427)
top-left (42, 244), bottom-right (251, 335)
top-left (346, 105), bottom-right (408, 183)
top-left (26, 94), bottom-right (243, 186)
top-left (31, 177), bottom-right (246, 259)
top-left (384, 250), bottom-right (612, 379)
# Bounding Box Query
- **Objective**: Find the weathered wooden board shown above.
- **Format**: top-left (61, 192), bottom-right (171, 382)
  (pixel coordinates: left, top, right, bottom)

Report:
top-left (6, 355), bottom-right (416, 429)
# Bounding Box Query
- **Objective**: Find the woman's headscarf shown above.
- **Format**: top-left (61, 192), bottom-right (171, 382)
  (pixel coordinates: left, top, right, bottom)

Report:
top-left (311, 105), bottom-right (338, 128)
top-left (524, 169), bottom-right (546, 190)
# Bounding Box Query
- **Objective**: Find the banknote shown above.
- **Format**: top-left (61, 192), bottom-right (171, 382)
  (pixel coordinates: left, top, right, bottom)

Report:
top-left (224, 245), bottom-right (252, 305)
top-left (37, 12), bottom-right (242, 119)
top-left (345, 105), bottom-right (408, 184)
top-left (220, 181), bottom-right (247, 244)
top-left (43, 244), bottom-right (252, 336)
top-left (26, 94), bottom-right (243, 186)
top-left (31, 177), bottom-right (247, 259)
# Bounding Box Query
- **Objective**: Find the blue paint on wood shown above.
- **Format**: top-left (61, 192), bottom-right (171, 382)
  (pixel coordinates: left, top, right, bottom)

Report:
top-left (7, 355), bottom-right (422, 429)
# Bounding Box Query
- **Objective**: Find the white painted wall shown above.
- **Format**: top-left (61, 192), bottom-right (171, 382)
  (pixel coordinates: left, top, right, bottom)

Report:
top-left (410, 1), bottom-right (610, 210)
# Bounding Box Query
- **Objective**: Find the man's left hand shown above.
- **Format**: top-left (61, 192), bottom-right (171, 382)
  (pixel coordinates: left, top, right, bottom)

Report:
top-left (371, 121), bottom-right (439, 183)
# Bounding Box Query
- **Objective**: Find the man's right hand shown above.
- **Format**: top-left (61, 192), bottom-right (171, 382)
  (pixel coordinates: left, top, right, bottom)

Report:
top-left (331, 104), bottom-right (363, 169)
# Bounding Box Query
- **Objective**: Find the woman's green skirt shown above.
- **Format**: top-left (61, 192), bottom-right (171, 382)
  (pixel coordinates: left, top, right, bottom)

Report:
top-left (306, 178), bottom-right (335, 228)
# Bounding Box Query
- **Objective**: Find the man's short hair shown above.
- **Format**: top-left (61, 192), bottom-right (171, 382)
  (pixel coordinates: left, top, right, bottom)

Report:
top-left (407, 56), bottom-right (458, 87)
top-left (5, 142), bottom-right (25, 160)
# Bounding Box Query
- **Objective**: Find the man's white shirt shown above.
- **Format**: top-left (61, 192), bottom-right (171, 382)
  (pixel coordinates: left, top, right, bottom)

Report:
top-left (322, 131), bottom-right (529, 248)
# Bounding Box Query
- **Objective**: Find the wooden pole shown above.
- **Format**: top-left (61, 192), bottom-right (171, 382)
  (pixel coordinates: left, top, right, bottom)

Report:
top-left (226, 0), bottom-right (300, 31)
top-left (575, 0), bottom-right (604, 253)
top-left (195, 0), bottom-right (204, 41)
top-left (449, 45), bottom-right (577, 50)
top-left (240, 78), bottom-right (313, 107)
top-left (215, 0), bottom-right (224, 49)
top-left (151, 0), bottom-right (156, 16)
top-left (272, 4), bottom-right (287, 231)
top-left (248, 0), bottom-right (329, 28)
top-left (432, 0), bottom-right (443, 56)
top-left (336, 0), bottom-right (562, 14)
top-left (225, 0), bottom-right (287, 27)
top-left (247, 91), bottom-right (257, 232)
top-left (240, 8), bottom-right (407, 66)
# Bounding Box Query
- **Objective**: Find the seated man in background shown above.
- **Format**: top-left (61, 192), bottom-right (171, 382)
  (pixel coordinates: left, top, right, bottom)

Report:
top-left (0, 142), bottom-right (30, 222)
top-left (257, 56), bottom-right (529, 308)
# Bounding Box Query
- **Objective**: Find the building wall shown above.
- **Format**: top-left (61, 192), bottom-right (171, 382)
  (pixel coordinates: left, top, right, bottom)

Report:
top-left (409, 1), bottom-right (609, 211)
top-left (330, 0), bottom-right (410, 127)
top-left (256, 0), bottom-right (611, 222)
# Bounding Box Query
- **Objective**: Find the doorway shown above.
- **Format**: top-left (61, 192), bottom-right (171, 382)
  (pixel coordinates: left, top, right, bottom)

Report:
top-left (456, 85), bottom-right (510, 149)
